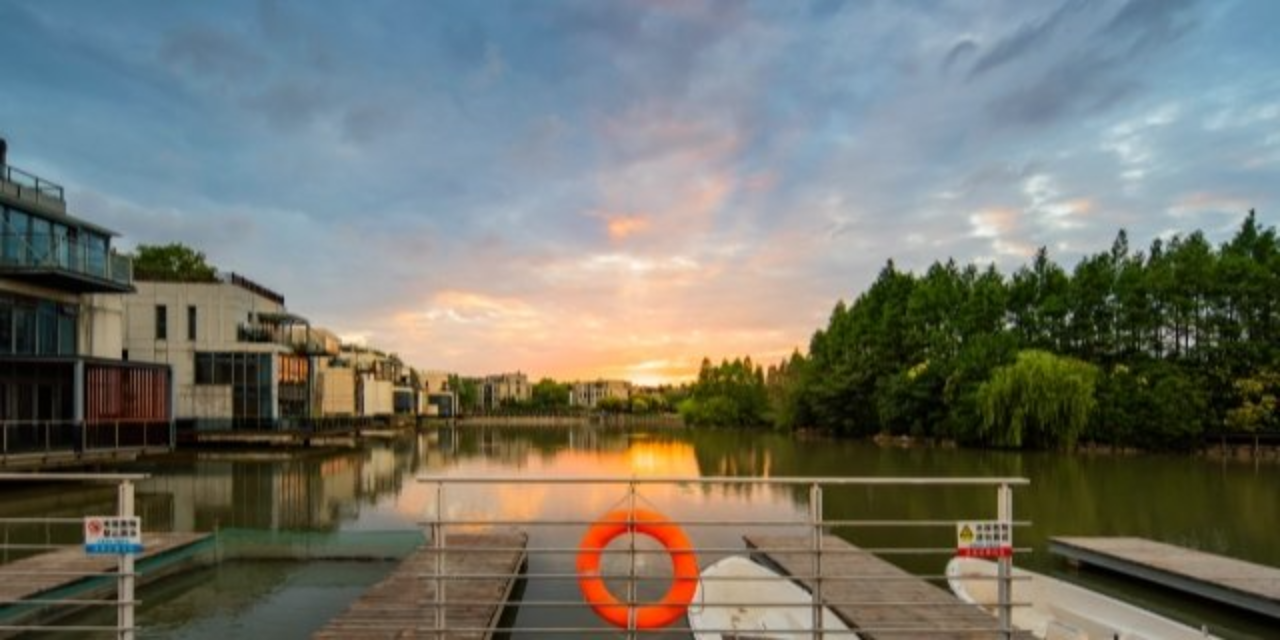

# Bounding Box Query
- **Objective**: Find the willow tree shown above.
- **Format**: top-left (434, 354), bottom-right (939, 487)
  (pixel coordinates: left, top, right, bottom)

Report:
top-left (976, 350), bottom-right (1099, 449)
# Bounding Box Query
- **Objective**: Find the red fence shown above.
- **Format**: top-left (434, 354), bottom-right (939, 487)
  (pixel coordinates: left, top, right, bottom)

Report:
top-left (85, 363), bottom-right (169, 423)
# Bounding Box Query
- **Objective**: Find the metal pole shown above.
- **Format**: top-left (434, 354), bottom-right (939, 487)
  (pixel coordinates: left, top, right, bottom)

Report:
top-left (627, 478), bottom-right (637, 640)
top-left (810, 483), bottom-right (824, 639)
top-left (433, 481), bottom-right (444, 640)
top-left (997, 483), bottom-right (1013, 640)
top-left (118, 479), bottom-right (135, 640)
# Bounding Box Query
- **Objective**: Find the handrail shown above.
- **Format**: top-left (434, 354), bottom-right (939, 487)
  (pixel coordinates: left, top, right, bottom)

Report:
top-left (0, 163), bottom-right (65, 203)
top-left (417, 474), bottom-right (1031, 486)
top-left (408, 475), bottom-right (1028, 638)
top-left (0, 232), bottom-right (132, 286)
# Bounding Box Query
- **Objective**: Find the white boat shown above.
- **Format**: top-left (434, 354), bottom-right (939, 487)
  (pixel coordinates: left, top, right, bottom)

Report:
top-left (687, 555), bottom-right (857, 639)
top-left (946, 557), bottom-right (1219, 640)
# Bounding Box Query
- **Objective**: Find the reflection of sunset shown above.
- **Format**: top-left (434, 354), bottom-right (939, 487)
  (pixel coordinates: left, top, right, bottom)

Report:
top-left (394, 438), bottom-right (705, 524)
top-left (627, 441), bottom-right (699, 477)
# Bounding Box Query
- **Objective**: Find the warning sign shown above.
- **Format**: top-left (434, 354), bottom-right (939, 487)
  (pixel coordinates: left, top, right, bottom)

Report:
top-left (956, 520), bottom-right (1011, 558)
top-left (84, 516), bottom-right (143, 555)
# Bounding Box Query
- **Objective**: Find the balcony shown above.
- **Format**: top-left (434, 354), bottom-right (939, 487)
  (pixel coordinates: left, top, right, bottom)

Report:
top-left (0, 233), bottom-right (133, 293)
top-left (0, 163), bottom-right (66, 214)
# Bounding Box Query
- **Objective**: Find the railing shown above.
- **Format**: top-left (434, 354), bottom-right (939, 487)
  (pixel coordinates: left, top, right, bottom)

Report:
top-left (0, 163), bottom-right (65, 204)
top-left (0, 472), bottom-right (145, 639)
top-left (0, 233), bottom-right (133, 287)
top-left (1, 421), bottom-right (172, 459)
top-left (415, 476), bottom-right (1029, 638)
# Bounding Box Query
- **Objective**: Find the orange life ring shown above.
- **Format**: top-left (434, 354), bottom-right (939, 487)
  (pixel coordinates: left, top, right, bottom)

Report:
top-left (577, 508), bottom-right (699, 629)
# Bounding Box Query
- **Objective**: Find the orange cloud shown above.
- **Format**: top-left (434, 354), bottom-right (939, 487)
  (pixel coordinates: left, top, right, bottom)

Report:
top-left (603, 213), bottom-right (652, 240)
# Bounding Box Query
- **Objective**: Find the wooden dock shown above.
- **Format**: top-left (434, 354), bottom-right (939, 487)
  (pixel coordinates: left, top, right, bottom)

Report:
top-left (746, 535), bottom-right (1020, 639)
top-left (0, 532), bottom-right (214, 631)
top-left (1050, 536), bottom-right (1280, 620)
top-left (0, 532), bottom-right (212, 603)
top-left (314, 532), bottom-right (528, 640)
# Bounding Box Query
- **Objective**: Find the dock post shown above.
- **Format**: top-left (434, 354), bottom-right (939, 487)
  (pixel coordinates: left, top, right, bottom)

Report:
top-left (118, 479), bottom-right (135, 640)
top-left (997, 483), bottom-right (1013, 640)
top-left (626, 478), bottom-right (637, 640)
top-left (809, 483), bottom-right (825, 639)
top-left (433, 481), bottom-right (444, 640)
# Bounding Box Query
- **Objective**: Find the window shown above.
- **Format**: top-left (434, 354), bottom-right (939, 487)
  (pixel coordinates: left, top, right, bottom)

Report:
top-left (188, 305), bottom-right (197, 341)
top-left (155, 305), bottom-right (167, 340)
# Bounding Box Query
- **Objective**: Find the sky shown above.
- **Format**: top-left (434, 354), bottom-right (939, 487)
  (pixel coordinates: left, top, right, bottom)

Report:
top-left (2, 0), bottom-right (1277, 385)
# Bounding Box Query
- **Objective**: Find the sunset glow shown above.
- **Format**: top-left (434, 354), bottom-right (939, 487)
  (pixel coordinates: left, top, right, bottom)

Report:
top-left (3, 1), bottom-right (1276, 383)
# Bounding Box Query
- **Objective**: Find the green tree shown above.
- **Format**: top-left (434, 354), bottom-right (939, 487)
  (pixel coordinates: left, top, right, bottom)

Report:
top-left (448, 375), bottom-right (479, 413)
top-left (976, 350), bottom-right (1099, 449)
top-left (131, 243), bottom-right (218, 281)
top-left (530, 378), bottom-right (570, 410)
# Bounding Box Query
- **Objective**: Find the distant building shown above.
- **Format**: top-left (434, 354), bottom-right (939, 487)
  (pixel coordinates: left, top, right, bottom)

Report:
top-left (421, 369), bottom-right (457, 417)
top-left (570, 379), bottom-right (632, 408)
top-left (480, 372), bottom-right (530, 410)
top-left (1, 147), bottom-right (172, 465)
top-left (123, 273), bottom-right (317, 429)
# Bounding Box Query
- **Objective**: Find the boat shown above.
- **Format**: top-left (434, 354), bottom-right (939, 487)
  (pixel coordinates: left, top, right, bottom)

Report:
top-left (687, 555), bottom-right (857, 639)
top-left (946, 557), bottom-right (1219, 639)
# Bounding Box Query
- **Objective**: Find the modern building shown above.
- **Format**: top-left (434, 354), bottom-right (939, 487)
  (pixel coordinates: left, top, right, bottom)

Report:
top-left (123, 273), bottom-right (317, 430)
top-left (570, 379), bottom-right (632, 408)
top-left (0, 144), bottom-right (172, 466)
top-left (480, 372), bottom-right (530, 410)
top-left (420, 370), bottom-right (457, 418)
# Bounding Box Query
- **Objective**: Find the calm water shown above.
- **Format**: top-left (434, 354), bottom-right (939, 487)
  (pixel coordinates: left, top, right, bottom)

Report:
top-left (5, 425), bottom-right (1277, 638)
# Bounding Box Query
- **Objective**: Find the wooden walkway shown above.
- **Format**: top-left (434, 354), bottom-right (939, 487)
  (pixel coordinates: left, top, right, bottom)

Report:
top-left (746, 535), bottom-right (1023, 639)
top-left (1050, 536), bottom-right (1280, 620)
top-left (0, 532), bottom-right (213, 603)
top-left (314, 532), bottom-right (527, 640)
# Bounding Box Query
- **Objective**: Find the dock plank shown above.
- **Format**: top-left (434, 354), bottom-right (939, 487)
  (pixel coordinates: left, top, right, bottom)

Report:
top-left (746, 535), bottom-right (1018, 639)
top-left (314, 532), bottom-right (527, 640)
top-left (0, 532), bottom-right (212, 602)
top-left (1050, 536), bottom-right (1280, 619)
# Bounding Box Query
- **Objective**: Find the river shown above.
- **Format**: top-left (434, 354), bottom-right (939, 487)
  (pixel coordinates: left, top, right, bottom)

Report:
top-left (6, 425), bottom-right (1276, 638)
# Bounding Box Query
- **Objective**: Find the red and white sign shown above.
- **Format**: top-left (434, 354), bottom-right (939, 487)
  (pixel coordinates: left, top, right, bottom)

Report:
top-left (956, 520), bottom-right (1012, 558)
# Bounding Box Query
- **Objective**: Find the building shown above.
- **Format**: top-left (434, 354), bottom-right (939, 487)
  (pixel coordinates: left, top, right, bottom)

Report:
top-left (420, 370), bottom-right (457, 418)
top-left (0, 144), bottom-right (172, 466)
top-left (570, 379), bottom-right (632, 408)
top-left (480, 372), bottom-right (530, 410)
top-left (122, 273), bottom-right (317, 430)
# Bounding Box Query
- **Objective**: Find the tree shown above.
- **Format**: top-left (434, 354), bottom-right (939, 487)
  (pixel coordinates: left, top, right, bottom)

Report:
top-left (131, 243), bottom-right (218, 281)
top-left (448, 375), bottom-right (479, 412)
top-left (530, 378), bottom-right (570, 410)
top-left (976, 350), bottom-right (1099, 449)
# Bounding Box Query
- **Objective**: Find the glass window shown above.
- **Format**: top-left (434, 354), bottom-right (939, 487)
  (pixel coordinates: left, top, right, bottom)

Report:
top-left (0, 302), bottom-right (10, 355)
top-left (29, 217), bottom-right (51, 265)
top-left (4, 208), bottom-right (29, 264)
top-left (215, 353), bottom-right (233, 385)
top-left (195, 353), bottom-right (212, 384)
top-left (13, 306), bottom-right (33, 354)
top-left (86, 232), bottom-right (107, 278)
top-left (52, 223), bottom-right (70, 269)
top-left (155, 305), bottom-right (167, 340)
top-left (58, 309), bottom-right (76, 355)
top-left (37, 301), bottom-right (57, 355)
top-left (187, 306), bottom-right (197, 341)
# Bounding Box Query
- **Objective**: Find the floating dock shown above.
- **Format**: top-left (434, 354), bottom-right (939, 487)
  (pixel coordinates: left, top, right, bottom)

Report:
top-left (1050, 536), bottom-right (1280, 620)
top-left (0, 532), bottom-right (214, 629)
top-left (746, 534), bottom-right (1021, 640)
top-left (314, 531), bottom-right (528, 640)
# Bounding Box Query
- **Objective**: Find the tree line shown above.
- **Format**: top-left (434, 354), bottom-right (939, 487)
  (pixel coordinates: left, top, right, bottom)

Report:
top-left (687, 212), bottom-right (1280, 450)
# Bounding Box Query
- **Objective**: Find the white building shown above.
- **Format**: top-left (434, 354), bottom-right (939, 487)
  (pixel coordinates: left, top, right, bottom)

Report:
top-left (123, 273), bottom-right (316, 428)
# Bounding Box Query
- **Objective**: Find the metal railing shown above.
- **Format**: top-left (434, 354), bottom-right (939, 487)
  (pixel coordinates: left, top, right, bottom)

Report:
top-left (0, 472), bottom-right (146, 639)
top-left (0, 233), bottom-right (132, 286)
top-left (1, 420), bottom-right (172, 460)
top-left (414, 476), bottom-right (1029, 638)
top-left (0, 164), bottom-right (65, 204)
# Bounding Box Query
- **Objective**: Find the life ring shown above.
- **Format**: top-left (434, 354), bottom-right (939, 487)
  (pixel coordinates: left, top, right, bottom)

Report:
top-left (577, 508), bottom-right (699, 629)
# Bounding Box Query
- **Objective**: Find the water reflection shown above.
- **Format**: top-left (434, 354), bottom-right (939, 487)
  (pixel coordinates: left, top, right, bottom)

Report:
top-left (9, 425), bottom-right (1275, 639)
